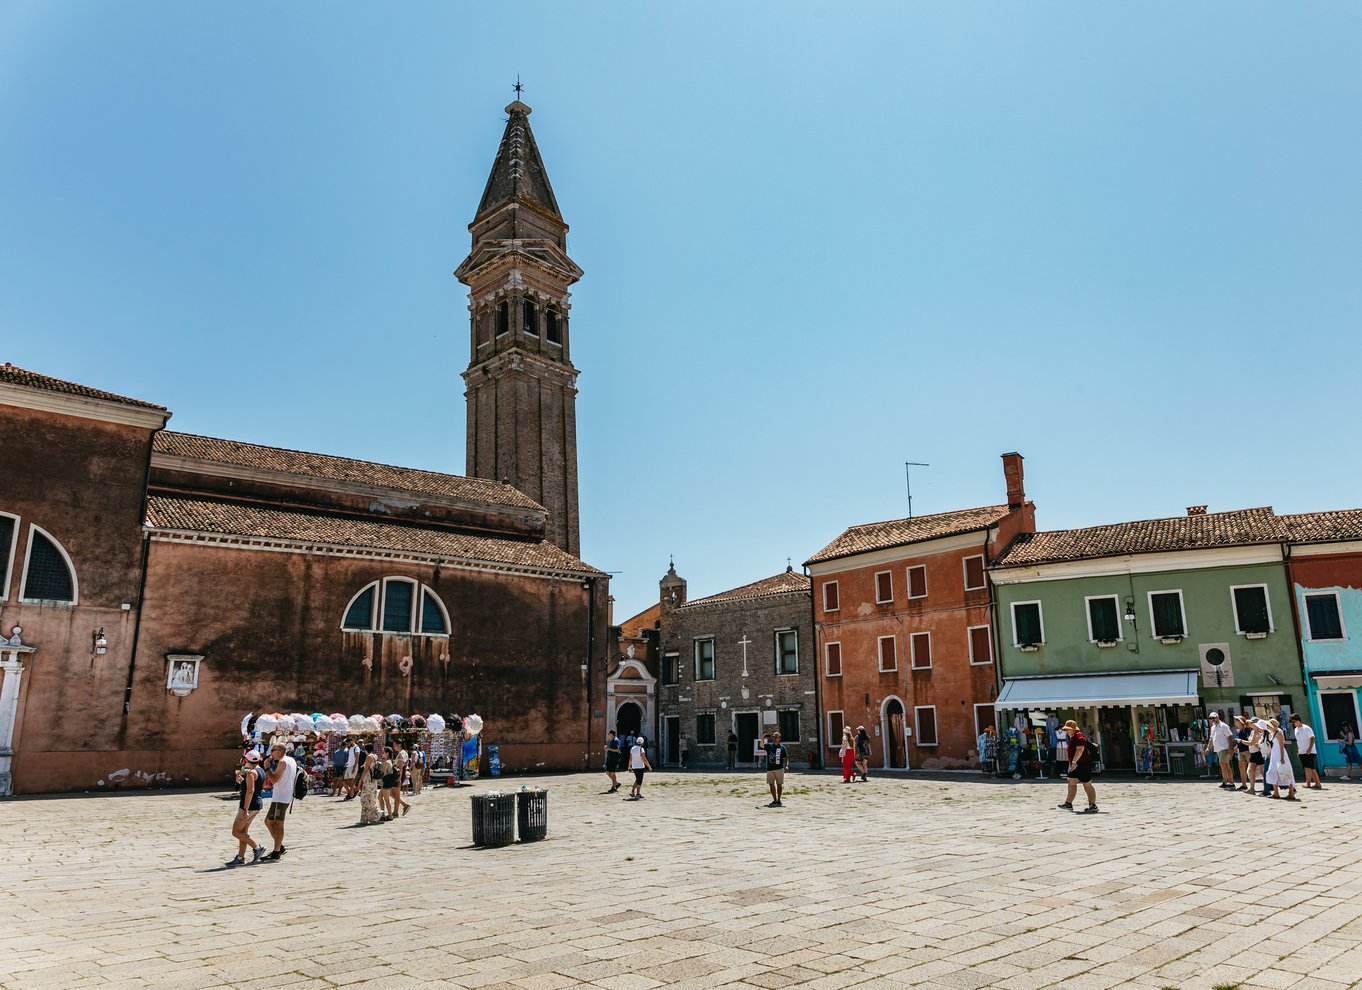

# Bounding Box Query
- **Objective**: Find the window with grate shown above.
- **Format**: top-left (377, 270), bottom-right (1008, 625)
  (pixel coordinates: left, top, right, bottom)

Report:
top-left (778, 709), bottom-right (800, 742)
top-left (22, 529), bottom-right (74, 602)
top-left (344, 579), bottom-right (449, 636)
top-left (382, 580), bottom-right (414, 633)
top-left (420, 590), bottom-right (449, 634)
top-left (343, 586), bottom-right (376, 630)
top-left (0, 515), bottom-right (14, 599)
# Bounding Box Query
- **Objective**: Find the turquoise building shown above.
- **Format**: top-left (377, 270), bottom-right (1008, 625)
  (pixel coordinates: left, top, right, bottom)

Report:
top-left (989, 507), bottom-right (1306, 776)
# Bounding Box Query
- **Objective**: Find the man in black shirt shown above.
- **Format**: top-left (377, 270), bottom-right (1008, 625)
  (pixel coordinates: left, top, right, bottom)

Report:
top-left (727, 729), bottom-right (738, 769)
top-left (761, 731), bottom-right (789, 807)
top-left (1057, 719), bottom-right (1099, 814)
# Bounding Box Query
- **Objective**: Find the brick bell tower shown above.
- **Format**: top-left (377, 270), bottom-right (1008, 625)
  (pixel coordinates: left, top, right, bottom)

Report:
top-left (457, 99), bottom-right (583, 556)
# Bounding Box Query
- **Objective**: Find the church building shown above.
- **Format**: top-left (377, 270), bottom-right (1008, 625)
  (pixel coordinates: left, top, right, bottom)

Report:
top-left (0, 99), bottom-right (609, 795)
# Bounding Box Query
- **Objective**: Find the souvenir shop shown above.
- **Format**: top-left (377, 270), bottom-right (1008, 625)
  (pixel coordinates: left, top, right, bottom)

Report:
top-left (240, 711), bottom-right (495, 790)
top-left (990, 670), bottom-right (1219, 778)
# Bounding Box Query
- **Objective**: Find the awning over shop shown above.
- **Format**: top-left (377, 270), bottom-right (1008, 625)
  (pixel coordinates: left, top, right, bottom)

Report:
top-left (995, 670), bottom-right (1200, 710)
top-left (1310, 672), bottom-right (1362, 690)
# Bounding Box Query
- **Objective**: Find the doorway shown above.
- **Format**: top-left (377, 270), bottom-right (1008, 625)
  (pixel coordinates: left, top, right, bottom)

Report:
top-left (664, 715), bottom-right (680, 766)
top-left (883, 698), bottom-right (907, 768)
top-left (735, 712), bottom-right (759, 766)
top-left (1097, 707), bottom-right (1133, 769)
top-left (616, 701), bottom-right (642, 738)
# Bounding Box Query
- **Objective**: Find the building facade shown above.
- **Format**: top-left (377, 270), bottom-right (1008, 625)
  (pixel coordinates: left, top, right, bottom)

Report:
top-left (657, 566), bottom-right (815, 768)
top-left (990, 506), bottom-right (1307, 776)
top-left (806, 454), bottom-right (1035, 771)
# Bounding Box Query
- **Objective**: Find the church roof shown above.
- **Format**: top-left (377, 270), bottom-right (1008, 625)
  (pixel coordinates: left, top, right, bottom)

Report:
top-left (146, 493), bottom-right (602, 575)
top-left (806, 505), bottom-right (1011, 565)
top-left (154, 431), bottom-right (543, 510)
top-left (476, 101), bottom-right (562, 220)
top-left (679, 569), bottom-right (810, 611)
top-left (617, 602), bottom-right (662, 639)
top-left (0, 362), bottom-right (166, 411)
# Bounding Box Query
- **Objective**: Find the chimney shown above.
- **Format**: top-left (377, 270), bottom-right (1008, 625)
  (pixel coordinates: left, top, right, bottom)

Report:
top-left (1187, 505), bottom-right (1207, 516)
top-left (1001, 452), bottom-right (1025, 510)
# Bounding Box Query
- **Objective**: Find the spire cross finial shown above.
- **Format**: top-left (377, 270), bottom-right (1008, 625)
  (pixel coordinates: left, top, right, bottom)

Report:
top-left (513, 75), bottom-right (524, 99)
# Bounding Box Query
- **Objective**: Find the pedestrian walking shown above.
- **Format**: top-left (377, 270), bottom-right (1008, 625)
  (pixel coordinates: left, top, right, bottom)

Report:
top-left (342, 739), bottom-right (361, 799)
top-left (679, 732), bottom-right (690, 769)
top-left (1233, 716), bottom-right (1252, 792)
top-left (1207, 711), bottom-right (1237, 789)
top-left (262, 742), bottom-right (296, 861)
top-left (358, 745), bottom-right (382, 825)
top-left (329, 740), bottom-right (349, 796)
top-left (1290, 714), bottom-right (1321, 789)
top-left (1254, 719), bottom-right (1274, 795)
top-left (381, 748), bottom-right (410, 819)
top-left (1057, 720), bottom-right (1098, 814)
top-left (603, 730), bottom-right (622, 793)
top-left (1341, 723), bottom-right (1362, 780)
top-left (761, 731), bottom-right (789, 807)
top-left (839, 726), bottom-right (856, 782)
top-left (409, 742), bottom-right (425, 795)
top-left (726, 729), bottom-right (738, 769)
top-left (627, 735), bottom-right (652, 800)
top-left (226, 751), bottom-right (266, 866)
top-left (1266, 719), bottom-right (1298, 800)
top-left (854, 725), bottom-right (871, 782)
top-left (1244, 717), bottom-right (1266, 794)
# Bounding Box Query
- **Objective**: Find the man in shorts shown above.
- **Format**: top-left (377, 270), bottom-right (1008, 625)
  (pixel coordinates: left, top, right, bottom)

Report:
top-left (761, 731), bottom-right (789, 807)
top-left (1057, 720), bottom-right (1098, 814)
top-left (262, 742), bottom-right (296, 861)
top-left (1207, 711), bottom-right (1237, 789)
top-left (1291, 714), bottom-right (1321, 789)
top-left (627, 735), bottom-right (651, 800)
top-left (603, 730), bottom-right (622, 793)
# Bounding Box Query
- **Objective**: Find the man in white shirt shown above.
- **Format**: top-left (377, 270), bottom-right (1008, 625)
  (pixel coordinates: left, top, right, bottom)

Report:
top-left (263, 743), bottom-right (297, 861)
top-left (1207, 712), bottom-right (1237, 789)
top-left (1290, 714), bottom-right (1321, 790)
top-left (627, 736), bottom-right (652, 801)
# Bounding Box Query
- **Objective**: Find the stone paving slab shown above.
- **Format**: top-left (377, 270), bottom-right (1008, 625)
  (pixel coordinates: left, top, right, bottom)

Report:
top-left (1, 772), bottom-right (1361, 990)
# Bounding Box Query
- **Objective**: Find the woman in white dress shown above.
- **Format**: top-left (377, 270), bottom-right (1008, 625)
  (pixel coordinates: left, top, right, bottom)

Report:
top-left (1265, 719), bottom-right (1298, 801)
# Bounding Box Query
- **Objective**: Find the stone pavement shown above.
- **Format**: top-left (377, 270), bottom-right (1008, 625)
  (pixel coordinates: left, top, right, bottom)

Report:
top-left (2, 771), bottom-right (1361, 990)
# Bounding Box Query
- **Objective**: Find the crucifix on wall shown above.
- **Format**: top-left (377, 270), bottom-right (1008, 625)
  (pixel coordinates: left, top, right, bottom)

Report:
top-left (738, 635), bottom-right (751, 677)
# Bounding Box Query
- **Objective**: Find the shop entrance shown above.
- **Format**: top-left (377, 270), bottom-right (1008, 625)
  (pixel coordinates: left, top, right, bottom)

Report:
top-left (1098, 707), bottom-right (1134, 769)
top-left (884, 699), bottom-right (907, 768)
top-left (735, 712), bottom-right (759, 765)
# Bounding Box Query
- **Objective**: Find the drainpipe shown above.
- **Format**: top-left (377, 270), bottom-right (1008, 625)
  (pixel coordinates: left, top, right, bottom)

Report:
top-left (1281, 541), bottom-right (1312, 721)
top-left (806, 564), bottom-right (821, 771)
top-left (585, 574), bottom-right (596, 772)
top-left (121, 426), bottom-right (161, 729)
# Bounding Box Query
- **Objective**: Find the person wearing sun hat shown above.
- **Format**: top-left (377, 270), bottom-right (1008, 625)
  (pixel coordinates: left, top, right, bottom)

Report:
top-left (1265, 719), bottom-right (1298, 801)
top-left (1206, 711), bottom-right (1237, 789)
top-left (226, 751), bottom-right (266, 867)
top-left (1057, 720), bottom-right (1099, 814)
top-left (1233, 715), bottom-right (1253, 792)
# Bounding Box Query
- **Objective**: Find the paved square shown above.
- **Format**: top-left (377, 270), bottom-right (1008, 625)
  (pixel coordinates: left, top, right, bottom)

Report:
top-left (2, 772), bottom-right (1361, 990)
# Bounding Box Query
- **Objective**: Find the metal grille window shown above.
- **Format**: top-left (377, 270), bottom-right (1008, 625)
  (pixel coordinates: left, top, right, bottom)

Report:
top-left (22, 529), bottom-right (74, 603)
top-left (382, 580), bottom-right (414, 632)
top-left (343, 579), bottom-right (449, 636)
top-left (776, 630), bottom-right (798, 674)
top-left (343, 587), bottom-right (376, 630)
top-left (420, 590), bottom-right (449, 634)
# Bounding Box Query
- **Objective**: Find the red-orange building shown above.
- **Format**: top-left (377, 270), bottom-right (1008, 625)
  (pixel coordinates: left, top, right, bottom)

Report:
top-left (806, 454), bottom-right (1035, 770)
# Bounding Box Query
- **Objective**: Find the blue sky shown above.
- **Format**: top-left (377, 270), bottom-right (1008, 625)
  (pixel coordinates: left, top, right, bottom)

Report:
top-left (2, 4), bottom-right (1359, 619)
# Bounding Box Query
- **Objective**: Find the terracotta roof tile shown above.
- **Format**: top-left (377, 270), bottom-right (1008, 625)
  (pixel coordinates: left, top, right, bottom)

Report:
top-left (1280, 509), bottom-right (1362, 544)
top-left (617, 602), bottom-right (662, 639)
top-left (680, 569), bottom-right (810, 610)
top-left (0, 363), bottom-right (165, 411)
top-left (806, 505), bottom-right (1010, 565)
top-left (154, 431), bottom-right (541, 510)
top-left (146, 494), bottom-right (600, 574)
top-left (992, 507), bottom-right (1285, 568)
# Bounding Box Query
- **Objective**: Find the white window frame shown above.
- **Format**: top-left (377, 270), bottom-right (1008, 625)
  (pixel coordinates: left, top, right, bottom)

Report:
top-left (774, 628), bottom-right (799, 676)
top-left (1147, 589), bottom-right (1188, 639)
top-left (342, 578), bottom-right (449, 636)
top-left (1318, 690), bottom-right (1362, 743)
top-left (693, 637), bottom-right (716, 680)
top-left (907, 564), bottom-right (928, 600)
top-left (822, 580), bottom-right (840, 614)
top-left (1229, 583), bottom-right (1274, 636)
top-left (1084, 594), bottom-right (1123, 644)
top-left (341, 581), bottom-right (380, 631)
top-left (0, 511), bottom-right (18, 601)
top-left (1304, 590), bottom-right (1348, 642)
top-left (878, 634), bottom-right (898, 672)
top-left (910, 631), bottom-right (932, 670)
top-left (967, 624), bottom-right (993, 665)
top-left (914, 705), bottom-right (939, 746)
top-left (1010, 600), bottom-right (1045, 647)
top-left (962, 554), bottom-right (986, 592)
top-left (874, 570), bottom-right (893, 604)
top-left (19, 524), bottom-right (79, 605)
top-left (418, 586), bottom-right (452, 635)
top-left (824, 640), bottom-right (842, 678)
top-left (379, 577), bottom-right (421, 634)
top-left (826, 709), bottom-right (845, 750)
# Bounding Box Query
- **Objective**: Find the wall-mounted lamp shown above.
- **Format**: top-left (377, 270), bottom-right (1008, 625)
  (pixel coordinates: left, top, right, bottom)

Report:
top-left (91, 628), bottom-right (108, 656)
top-left (1124, 599), bottom-right (1137, 624)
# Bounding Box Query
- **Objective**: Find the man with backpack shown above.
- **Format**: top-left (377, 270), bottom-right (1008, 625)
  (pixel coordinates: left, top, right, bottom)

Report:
top-left (1057, 720), bottom-right (1099, 814)
top-left (262, 742), bottom-right (298, 861)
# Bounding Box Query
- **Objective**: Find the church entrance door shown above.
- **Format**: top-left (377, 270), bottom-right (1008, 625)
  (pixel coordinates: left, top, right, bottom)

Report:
top-left (735, 712), bottom-right (759, 766)
top-left (616, 701), bottom-right (642, 738)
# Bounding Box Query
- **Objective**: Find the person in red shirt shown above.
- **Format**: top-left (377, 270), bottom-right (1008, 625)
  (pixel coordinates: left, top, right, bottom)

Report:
top-left (1057, 719), bottom-right (1099, 814)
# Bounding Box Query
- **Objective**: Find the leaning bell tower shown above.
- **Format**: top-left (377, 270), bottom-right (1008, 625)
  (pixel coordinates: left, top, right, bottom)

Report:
top-left (456, 98), bottom-right (583, 556)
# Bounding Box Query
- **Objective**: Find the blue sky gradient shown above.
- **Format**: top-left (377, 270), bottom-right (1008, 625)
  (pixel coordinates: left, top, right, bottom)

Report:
top-left (2, 4), bottom-right (1359, 618)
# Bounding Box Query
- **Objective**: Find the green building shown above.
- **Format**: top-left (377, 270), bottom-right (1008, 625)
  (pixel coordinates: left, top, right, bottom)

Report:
top-left (989, 506), bottom-right (1306, 776)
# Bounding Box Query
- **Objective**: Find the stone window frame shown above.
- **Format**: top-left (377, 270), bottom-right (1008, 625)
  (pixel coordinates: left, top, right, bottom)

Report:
top-left (914, 705), bottom-right (938, 746)
top-left (822, 580), bottom-right (840, 614)
top-left (824, 640), bottom-right (842, 677)
top-left (877, 634), bottom-right (897, 673)
top-left (907, 564), bottom-right (928, 600)
top-left (1011, 600), bottom-right (1045, 647)
top-left (1304, 591), bottom-right (1347, 642)
top-left (962, 554), bottom-right (986, 592)
top-left (909, 631), bottom-right (932, 670)
top-left (341, 577), bottom-right (450, 637)
top-left (967, 624), bottom-right (993, 666)
top-left (826, 709), bottom-right (845, 750)
top-left (776, 707), bottom-right (801, 743)
top-left (1230, 583), bottom-right (1274, 637)
top-left (693, 637), bottom-right (716, 680)
top-left (0, 511), bottom-right (18, 602)
top-left (1147, 589), bottom-right (1188, 640)
top-left (874, 570), bottom-right (893, 604)
top-left (19, 523), bottom-right (79, 606)
top-left (1085, 594), bottom-right (1123, 644)
top-left (774, 628), bottom-right (799, 676)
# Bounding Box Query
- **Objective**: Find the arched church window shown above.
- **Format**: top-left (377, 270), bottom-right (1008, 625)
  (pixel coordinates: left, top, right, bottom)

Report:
top-left (522, 299), bottom-right (538, 336)
top-left (21, 526), bottom-right (77, 604)
top-left (546, 309), bottom-right (562, 346)
top-left (341, 578), bottom-right (449, 636)
top-left (0, 513), bottom-right (17, 600)
top-left (495, 302), bottom-right (509, 337)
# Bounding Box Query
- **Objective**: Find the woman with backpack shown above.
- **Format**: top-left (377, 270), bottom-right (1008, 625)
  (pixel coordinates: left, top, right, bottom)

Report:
top-left (358, 745), bottom-right (382, 826)
top-left (227, 751), bottom-right (266, 866)
top-left (380, 748), bottom-right (410, 820)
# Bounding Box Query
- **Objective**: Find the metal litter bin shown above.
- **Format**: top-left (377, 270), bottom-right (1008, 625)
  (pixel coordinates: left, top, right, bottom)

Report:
top-left (516, 787), bottom-right (548, 843)
top-left (471, 792), bottom-right (517, 847)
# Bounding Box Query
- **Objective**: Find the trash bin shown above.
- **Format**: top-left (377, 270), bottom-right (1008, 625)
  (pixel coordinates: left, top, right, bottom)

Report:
top-left (471, 792), bottom-right (517, 847)
top-left (516, 787), bottom-right (548, 843)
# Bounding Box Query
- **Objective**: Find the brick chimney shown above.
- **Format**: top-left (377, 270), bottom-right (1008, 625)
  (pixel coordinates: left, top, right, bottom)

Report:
top-left (1187, 505), bottom-right (1207, 516)
top-left (1002, 452), bottom-right (1025, 510)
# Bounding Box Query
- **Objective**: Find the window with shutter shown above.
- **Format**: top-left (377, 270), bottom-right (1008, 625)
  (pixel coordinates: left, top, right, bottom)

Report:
top-left (823, 581), bottom-right (839, 613)
top-left (963, 555), bottom-right (986, 591)
top-left (910, 632), bottom-right (931, 669)
top-left (1087, 596), bottom-right (1120, 642)
top-left (1149, 592), bottom-right (1186, 638)
top-left (1232, 586), bottom-right (1271, 635)
top-left (1012, 602), bottom-right (1043, 646)
top-left (968, 625), bottom-right (992, 665)
top-left (878, 635), bottom-right (897, 672)
top-left (908, 565), bottom-right (928, 599)
top-left (825, 641), bottom-right (842, 676)
top-left (874, 571), bottom-right (893, 604)
top-left (827, 710), bottom-right (845, 749)
top-left (914, 706), bottom-right (938, 746)
top-left (1305, 593), bottom-right (1345, 641)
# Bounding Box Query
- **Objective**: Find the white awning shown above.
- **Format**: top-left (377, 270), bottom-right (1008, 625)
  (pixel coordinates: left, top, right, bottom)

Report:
top-left (1311, 673), bottom-right (1362, 690)
top-left (995, 670), bottom-right (1200, 710)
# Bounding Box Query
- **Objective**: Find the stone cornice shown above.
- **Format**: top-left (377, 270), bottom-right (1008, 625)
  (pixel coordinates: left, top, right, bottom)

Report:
top-left (0, 383), bottom-right (170, 430)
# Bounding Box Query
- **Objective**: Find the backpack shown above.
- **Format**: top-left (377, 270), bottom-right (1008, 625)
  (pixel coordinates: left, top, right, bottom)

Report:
top-left (293, 764), bottom-right (308, 801)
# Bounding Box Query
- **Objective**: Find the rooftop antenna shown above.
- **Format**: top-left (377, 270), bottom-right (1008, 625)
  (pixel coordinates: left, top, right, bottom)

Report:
top-left (905, 462), bottom-right (930, 519)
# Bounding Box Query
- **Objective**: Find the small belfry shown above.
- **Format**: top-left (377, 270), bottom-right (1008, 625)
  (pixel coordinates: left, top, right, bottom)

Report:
top-left (457, 95), bottom-right (583, 556)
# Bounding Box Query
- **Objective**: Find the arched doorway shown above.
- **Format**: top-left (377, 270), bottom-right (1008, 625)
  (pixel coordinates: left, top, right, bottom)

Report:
top-left (883, 698), bottom-right (907, 769)
top-left (616, 701), bottom-right (643, 737)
